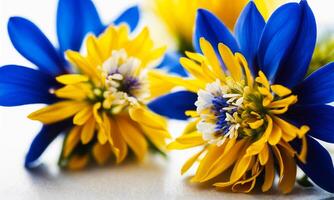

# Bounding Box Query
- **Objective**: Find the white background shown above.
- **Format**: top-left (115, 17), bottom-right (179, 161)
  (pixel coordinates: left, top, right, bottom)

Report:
top-left (0, 0), bottom-right (334, 199)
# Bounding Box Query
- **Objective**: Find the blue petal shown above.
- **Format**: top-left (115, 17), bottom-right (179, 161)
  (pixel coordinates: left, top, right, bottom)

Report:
top-left (0, 65), bottom-right (58, 106)
top-left (275, 0), bottom-right (317, 88)
top-left (293, 62), bottom-right (334, 105)
top-left (114, 5), bottom-right (140, 32)
top-left (57, 0), bottom-right (84, 52)
top-left (157, 51), bottom-right (187, 76)
top-left (8, 17), bottom-right (65, 76)
top-left (235, 1), bottom-right (265, 75)
top-left (285, 104), bottom-right (334, 143)
top-left (291, 136), bottom-right (334, 193)
top-left (148, 91), bottom-right (197, 120)
top-left (194, 9), bottom-right (239, 55)
top-left (81, 0), bottom-right (104, 35)
top-left (257, 3), bottom-right (301, 82)
top-left (25, 121), bottom-right (70, 168)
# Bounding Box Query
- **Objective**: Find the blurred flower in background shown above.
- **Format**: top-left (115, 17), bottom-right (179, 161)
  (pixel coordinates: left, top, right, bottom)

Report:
top-left (153, 0), bottom-right (285, 51)
top-left (149, 0), bottom-right (285, 76)
top-left (309, 33), bottom-right (334, 75)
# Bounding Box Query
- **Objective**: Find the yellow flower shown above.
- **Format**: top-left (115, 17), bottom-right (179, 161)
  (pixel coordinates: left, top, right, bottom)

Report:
top-left (149, 38), bottom-right (309, 193)
top-left (28, 25), bottom-right (170, 169)
top-left (153, 0), bottom-right (283, 49)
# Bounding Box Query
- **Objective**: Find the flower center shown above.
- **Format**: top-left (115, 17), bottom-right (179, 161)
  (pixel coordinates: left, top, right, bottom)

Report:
top-left (195, 72), bottom-right (298, 146)
top-left (93, 49), bottom-right (149, 114)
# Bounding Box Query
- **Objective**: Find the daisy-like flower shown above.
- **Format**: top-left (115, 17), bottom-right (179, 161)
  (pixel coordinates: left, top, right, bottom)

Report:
top-left (0, 0), bottom-right (142, 168)
top-left (27, 25), bottom-right (169, 169)
top-left (149, 0), bottom-right (334, 193)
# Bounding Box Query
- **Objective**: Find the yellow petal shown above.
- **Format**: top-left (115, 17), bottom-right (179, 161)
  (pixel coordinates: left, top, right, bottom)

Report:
top-left (140, 124), bottom-right (169, 152)
top-left (180, 57), bottom-right (211, 82)
top-left (182, 119), bottom-right (200, 135)
top-left (262, 151), bottom-right (275, 192)
top-left (181, 149), bottom-right (204, 175)
top-left (73, 106), bottom-right (93, 125)
top-left (218, 43), bottom-right (242, 81)
top-left (97, 26), bottom-right (115, 58)
top-left (270, 84), bottom-right (292, 97)
top-left (268, 122), bottom-right (282, 145)
top-left (108, 117), bottom-right (128, 163)
top-left (192, 144), bottom-right (225, 182)
top-left (278, 140), bottom-right (296, 158)
top-left (126, 27), bottom-right (149, 57)
top-left (148, 71), bottom-right (179, 98)
top-left (65, 50), bottom-right (99, 83)
top-left (184, 111), bottom-right (199, 118)
top-left (56, 74), bottom-right (89, 85)
top-left (214, 155), bottom-right (254, 188)
top-left (246, 115), bottom-right (273, 156)
top-left (93, 102), bottom-right (102, 124)
top-left (97, 124), bottom-right (108, 145)
top-left (129, 106), bottom-right (167, 130)
top-left (67, 154), bottom-right (89, 170)
top-left (248, 119), bottom-right (264, 129)
top-left (175, 131), bottom-right (204, 144)
top-left (97, 113), bottom-right (109, 145)
top-left (102, 113), bottom-right (113, 145)
top-left (269, 95), bottom-right (297, 108)
top-left (273, 116), bottom-right (299, 142)
top-left (143, 46), bottom-right (166, 66)
top-left (185, 51), bottom-right (205, 63)
top-left (28, 101), bottom-right (87, 124)
top-left (86, 34), bottom-right (104, 66)
top-left (55, 84), bottom-right (89, 100)
top-left (199, 38), bottom-right (225, 80)
top-left (148, 70), bottom-right (204, 95)
top-left (114, 24), bottom-right (130, 49)
top-left (168, 131), bottom-right (204, 150)
top-left (200, 139), bottom-right (247, 182)
top-left (297, 136), bottom-right (308, 163)
top-left (272, 145), bottom-right (284, 179)
top-left (63, 126), bottom-right (81, 157)
top-left (258, 143), bottom-right (269, 165)
top-left (231, 165), bottom-right (263, 193)
top-left (230, 155), bottom-right (253, 182)
top-left (256, 71), bottom-right (270, 89)
top-left (92, 143), bottom-right (111, 165)
top-left (167, 140), bottom-right (204, 150)
top-left (222, 137), bottom-right (237, 157)
top-left (278, 148), bottom-right (297, 194)
top-left (236, 53), bottom-right (253, 87)
top-left (115, 116), bottom-right (148, 161)
top-left (81, 116), bottom-right (96, 144)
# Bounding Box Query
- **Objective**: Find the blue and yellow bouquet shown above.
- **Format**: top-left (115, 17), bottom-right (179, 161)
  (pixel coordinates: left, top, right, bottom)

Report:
top-left (0, 0), bottom-right (334, 194)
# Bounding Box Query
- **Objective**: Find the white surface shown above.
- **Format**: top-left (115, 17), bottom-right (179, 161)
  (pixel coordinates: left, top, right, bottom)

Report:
top-left (1, 0), bottom-right (334, 199)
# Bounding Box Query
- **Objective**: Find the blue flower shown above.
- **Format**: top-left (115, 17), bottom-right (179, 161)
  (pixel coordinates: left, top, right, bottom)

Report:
top-left (149, 0), bottom-right (334, 193)
top-left (0, 0), bottom-right (140, 168)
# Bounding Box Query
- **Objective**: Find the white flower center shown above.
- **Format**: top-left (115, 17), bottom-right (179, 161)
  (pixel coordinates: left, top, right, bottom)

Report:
top-left (100, 49), bottom-right (149, 113)
top-left (195, 79), bottom-right (244, 146)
